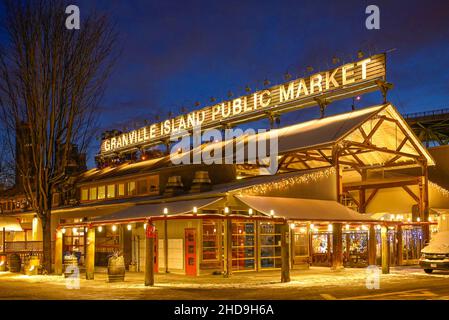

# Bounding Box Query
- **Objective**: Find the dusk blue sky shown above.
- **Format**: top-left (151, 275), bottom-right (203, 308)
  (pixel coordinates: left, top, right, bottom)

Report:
top-left (1, 0), bottom-right (449, 167)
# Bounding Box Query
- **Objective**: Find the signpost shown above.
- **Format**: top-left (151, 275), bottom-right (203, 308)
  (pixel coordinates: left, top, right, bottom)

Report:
top-left (100, 54), bottom-right (386, 157)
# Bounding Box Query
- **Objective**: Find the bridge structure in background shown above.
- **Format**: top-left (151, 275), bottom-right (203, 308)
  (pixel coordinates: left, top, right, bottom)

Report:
top-left (404, 108), bottom-right (449, 147)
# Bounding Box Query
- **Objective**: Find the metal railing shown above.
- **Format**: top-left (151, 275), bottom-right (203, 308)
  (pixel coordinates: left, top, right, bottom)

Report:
top-left (403, 108), bottom-right (449, 119)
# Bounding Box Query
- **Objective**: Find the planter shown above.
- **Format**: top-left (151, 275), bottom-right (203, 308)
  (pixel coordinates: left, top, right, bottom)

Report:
top-left (24, 255), bottom-right (40, 275)
top-left (0, 254), bottom-right (6, 272)
top-left (108, 255), bottom-right (125, 282)
top-left (8, 254), bottom-right (21, 273)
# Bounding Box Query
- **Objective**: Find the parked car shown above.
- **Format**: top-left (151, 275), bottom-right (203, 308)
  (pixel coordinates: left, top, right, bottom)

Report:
top-left (419, 231), bottom-right (449, 273)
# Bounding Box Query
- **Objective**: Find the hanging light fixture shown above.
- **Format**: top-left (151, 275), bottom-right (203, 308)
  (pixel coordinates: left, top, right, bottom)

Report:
top-left (98, 226), bottom-right (103, 232)
top-left (112, 225), bottom-right (117, 232)
top-left (163, 207), bottom-right (168, 215)
top-left (224, 207), bottom-right (229, 214)
top-left (127, 224), bottom-right (132, 231)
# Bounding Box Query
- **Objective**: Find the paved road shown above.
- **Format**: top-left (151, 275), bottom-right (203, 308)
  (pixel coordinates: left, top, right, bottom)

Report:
top-left (0, 267), bottom-right (449, 300)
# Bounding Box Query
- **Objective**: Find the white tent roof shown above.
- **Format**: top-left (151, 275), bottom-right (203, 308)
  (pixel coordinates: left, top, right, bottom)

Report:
top-left (90, 197), bottom-right (224, 224)
top-left (0, 217), bottom-right (23, 232)
top-left (235, 195), bottom-right (374, 222)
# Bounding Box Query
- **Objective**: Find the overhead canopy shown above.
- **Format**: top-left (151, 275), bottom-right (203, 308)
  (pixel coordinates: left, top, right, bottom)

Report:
top-left (90, 197), bottom-right (224, 224)
top-left (235, 195), bottom-right (374, 222)
top-left (0, 217), bottom-right (23, 231)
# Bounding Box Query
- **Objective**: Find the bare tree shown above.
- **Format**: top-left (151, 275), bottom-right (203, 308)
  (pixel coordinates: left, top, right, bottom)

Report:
top-left (0, 0), bottom-right (117, 272)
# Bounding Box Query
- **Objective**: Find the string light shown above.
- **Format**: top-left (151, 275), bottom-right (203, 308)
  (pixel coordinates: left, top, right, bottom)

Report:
top-left (242, 167), bottom-right (335, 195)
top-left (430, 181), bottom-right (449, 198)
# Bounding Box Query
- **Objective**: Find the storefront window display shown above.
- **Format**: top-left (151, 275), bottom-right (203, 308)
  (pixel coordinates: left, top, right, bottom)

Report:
top-left (259, 222), bottom-right (282, 269)
top-left (232, 221), bottom-right (255, 271)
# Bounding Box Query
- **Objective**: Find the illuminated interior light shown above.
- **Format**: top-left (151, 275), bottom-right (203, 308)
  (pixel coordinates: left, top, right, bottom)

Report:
top-left (224, 207), bottom-right (229, 214)
top-left (193, 207), bottom-right (198, 214)
top-left (98, 226), bottom-right (103, 232)
top-left (345, 224), bottom-right (350, 231)
top-left (327, 224), bottom-right (333, 232)
top-left (248, 208), bottom-right (253, 216)
top-left (127, 224), bottom-right (132, 231)
top-left (72, 228), bottom-right (77, 234)
top-left (163, 208), bottom-right (168, 215)
top-left (270, 209), bottom-right (275, 217)
top-left (61, 228), bottom-right (66, 234)
top-left (290, 223), bottom-right (296, 230)
top-left (112, 225), bottom-right (117, 232)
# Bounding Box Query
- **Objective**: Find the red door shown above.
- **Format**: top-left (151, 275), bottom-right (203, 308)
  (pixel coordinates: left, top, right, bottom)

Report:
top-left (185, 228), bottom-right (197, 276)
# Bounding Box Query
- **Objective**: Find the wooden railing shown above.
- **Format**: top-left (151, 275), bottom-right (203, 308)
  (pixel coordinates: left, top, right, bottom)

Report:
top-left (2, 241), bottom-right (43, 252)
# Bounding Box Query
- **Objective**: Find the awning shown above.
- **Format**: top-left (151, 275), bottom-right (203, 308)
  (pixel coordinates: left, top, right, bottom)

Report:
top-left (235, 195), bottom-right (374, 222)
top-left (90, 197), bottom-right (224, 224)
top-left (0, 217), bottom-right (23, 232)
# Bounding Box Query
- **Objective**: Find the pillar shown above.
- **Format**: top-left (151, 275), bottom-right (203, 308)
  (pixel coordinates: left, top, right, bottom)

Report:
top-left (54, 229), bottom-right (63, 275)
top-left (368, 225), bottom-right (377, 265)
top-left (331, 223), bottom-right (343, 270)
top-left (164, 219), bottom-right (169, 273)
top-left (85, 227), bottom-right (95, 280)
top-left (381, 226), bottom-right (390, 274)
top-left (223, 219), bottom-right (233, 277)
top-left (396, 225), bottom-right (403, 266)
top-left (281, 223), bottom-right (291, 282)
top-left (144, 223), bottom-right (155, 286)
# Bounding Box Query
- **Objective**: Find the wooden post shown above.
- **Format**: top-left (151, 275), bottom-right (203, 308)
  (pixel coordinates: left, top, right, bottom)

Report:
top-left (164, 219), bottom-right (169, 273)
top-left (331, 223), bottom-right (343, 270)
top-left (422, 163), bottom-right (430, 244)
top-left (145, 223), bottom-right (155, 286)
top-left (381, 226), bottom-right (390, 274)
top-left (85, 227), bottom-right (95, 280)
top-left (368, 225), bottom-right (377, 265)
top-left (281, 223), bottom-right (291, 282)
top-left (224, 219), bottom-right (232, 277)
top-left (2, 227), bottom-right (5, 254)
top-left (54, 229), bottom-right (63, 275)
top-left (396, 225), bottom-right (403, 266)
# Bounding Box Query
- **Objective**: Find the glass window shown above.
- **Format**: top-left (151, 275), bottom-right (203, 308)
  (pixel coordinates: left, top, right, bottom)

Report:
top-left (107, 184), bottom-right (115, 198)
top-left (81, 188), bottom-right (88, 201)
top-left (97, 186), bottom-right (106, 200)
top-left (293, 227), bottom-right (309, 257)
top-left (118, 183), bottom-right (125, 197)
top-left (232, 221), bottom-right (255, 271)
top-left (137, 179), bottom-right (147, 194)
top-left (128, 181), bottom-right (136, 195)
top-left (259, 222), bottom-right (282, 269)
top-left (148, 175), bottom-right (159, 193)
top-left (202, 220), bottom-right (219, 261)
top-left (89, 187), bottom-right (97, 200)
